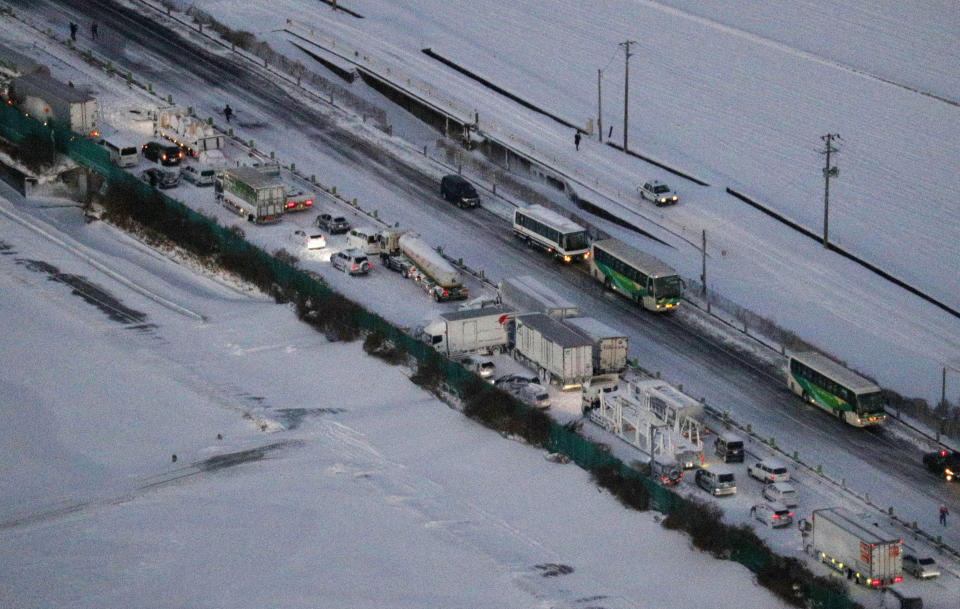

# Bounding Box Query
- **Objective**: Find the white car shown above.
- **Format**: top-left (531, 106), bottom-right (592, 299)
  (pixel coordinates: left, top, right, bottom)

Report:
top-left (456, 354), bottom-right (495, 379)
top-left (292, 230), bottom-right (327, 250)
top-left (330, 248), bottom-right (372, 275)
top-left (507, 383), bottom-right (551, 409)
top-left (762, 482), bottom-right (798, 508)
top-left (181, 164), bottom-right (216, 186)
top-left (902, 554), bottom-right (940, 579)
top-left (748, 459), bottom-right (790, 484)
top-left (750, 501), bottom-right (793, 528)
top-left (638, 180), bottom-right (678, 206)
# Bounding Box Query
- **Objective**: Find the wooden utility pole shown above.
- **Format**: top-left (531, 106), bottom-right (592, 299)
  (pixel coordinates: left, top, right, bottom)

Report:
top-left (620, 40), bottom-right (636, 152)
top-left (700, 230), bottom-right (707, 297)
top-left (820, 133), bottom-right (841, 247)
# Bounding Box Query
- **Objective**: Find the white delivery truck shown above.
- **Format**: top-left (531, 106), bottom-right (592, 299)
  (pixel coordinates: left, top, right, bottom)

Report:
top-left (514, 313), bottom-right (593, 389)
top-left (215, 166), bottom-right (285, 224)
top-left (500, 275), bottom-right (578, 319)
top-left (416, 306), bottom-right (515, 356)
top-left (563, 316), bottom-right (628, 374)
top-left (804, 507), bottom-right (903, 587)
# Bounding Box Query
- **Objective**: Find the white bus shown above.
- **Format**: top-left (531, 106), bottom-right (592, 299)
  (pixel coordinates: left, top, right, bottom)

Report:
top-left (589, 238), bottom-right (683, 312)
top-left (512, 204), bottom-right (589, 263)
top-left (787, 352), bottom-right (887, 427)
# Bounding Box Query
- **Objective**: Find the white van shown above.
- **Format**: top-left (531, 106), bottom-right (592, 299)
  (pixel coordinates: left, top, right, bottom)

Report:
top-left (99, 138), bottom-right (140, 168)
top-left (181, 163), bottom-right (216, 187)
top-left (346, 226), bottom-right (380, 255)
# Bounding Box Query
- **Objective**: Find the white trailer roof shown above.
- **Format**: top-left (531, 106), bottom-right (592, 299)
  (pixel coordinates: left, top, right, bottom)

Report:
top-left (224, 166), bottom-right (283, 189)
top-left (518, 313), bottom-right (592, 349)
top-left (564, 316), bottom-right (626, 341)
top-left (503, 275), bottom-right (577, 311)
top-left (440, 306), bottom-right (514, 323)
top-left (814, 507), bottom-right (900, 543)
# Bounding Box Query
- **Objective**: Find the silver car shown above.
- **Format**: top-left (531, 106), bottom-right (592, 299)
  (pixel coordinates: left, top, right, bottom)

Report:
top-left (331, 248), bottom-right (371, 275)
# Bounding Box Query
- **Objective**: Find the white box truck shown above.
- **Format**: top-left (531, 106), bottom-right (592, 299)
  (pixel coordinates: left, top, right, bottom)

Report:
top-left (515, 313), bottom-right (592, 389)
top-left (500, 275), bottom-right (578, 319)
top-left (215, 166), bottom-right (285, 224)
top-left (563, 316), bottom-right (628, 374)
top-left (8, 71), bottom-right (98, 135)
top-left (805, 507), bottom-right (903, 587)
top-left (416, 306), bottom-right (515, 356)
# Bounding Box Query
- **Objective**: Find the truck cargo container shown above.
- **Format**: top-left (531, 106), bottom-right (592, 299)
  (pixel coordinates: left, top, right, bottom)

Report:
top-left (804, 507), bottom-right (903, 587)
top-left (8, 71), bottom-right (97, 135)
top-left (154, 107), bottom-right (224, 157)
top-left (515, 313), bottom-right (592, 388)
top-left (215, 166), bottom-right (284, 224)
top-left (500, 275), bottom-right (578, 319)
top-left (416, 306), bottom-right (515, 356)
top-left (563, 316), bottom-right (628, 374)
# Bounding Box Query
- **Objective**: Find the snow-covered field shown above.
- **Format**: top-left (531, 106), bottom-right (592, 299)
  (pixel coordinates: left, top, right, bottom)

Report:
top-left (0, 189), bottom-right (798, 608)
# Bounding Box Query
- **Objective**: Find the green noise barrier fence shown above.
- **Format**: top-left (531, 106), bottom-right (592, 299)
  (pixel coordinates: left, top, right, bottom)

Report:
top-left (0, 105), bottom-right (856, 608)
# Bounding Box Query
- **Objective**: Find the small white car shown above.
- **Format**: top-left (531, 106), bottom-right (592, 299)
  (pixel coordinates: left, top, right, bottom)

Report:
top-left (638, 180), bottom-right (678, 206)
top-left (292, 230), bottom-right (326, 250)
top-left (181, 164), bottom-right (216, 186)
top-left (761, 481), bottom-right (798, 508)
top-left (456, 354), bottom-right (495, 379)
top-left (902, 554), bottom-right (940, 579)
top-left (331, 248), bottom-right (372, 275)
top-left (748, 459), bottom-right (790, 484)
top-left (750, 501), bottom-right (793, 528)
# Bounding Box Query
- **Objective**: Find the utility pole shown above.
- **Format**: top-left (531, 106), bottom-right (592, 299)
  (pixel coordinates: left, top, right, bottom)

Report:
top-left (597, 69), bottom-right (603, 143)
top-left (700, 229), bottom-right (707, 298)
top-left (619, 40), bottom-right (636, 152)
top-left (820, 133), bottom-right (841, 248)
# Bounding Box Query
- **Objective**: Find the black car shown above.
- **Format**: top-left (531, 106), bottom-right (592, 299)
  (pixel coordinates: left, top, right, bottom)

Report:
top-left (139, 167), bottom-right (180, 189)
top-left (142, 141), bottom-right (183, 167)
top-left (380, 253), bottom-right (414, 276)
top-left (923, 449), bottom-right (960, 480)
top-left (440, 174), bottom-right (480, 208)
top-left (315, 213), bottom-right (351, 234)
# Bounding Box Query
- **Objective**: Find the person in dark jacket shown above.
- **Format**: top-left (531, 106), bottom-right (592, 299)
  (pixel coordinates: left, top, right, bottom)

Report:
top-left (91, 23), bottom-right (99, 40)
top-left (223, 104), bottom-right (233, 124)
top-left (574, 131), bottom-right (581, 151)
top-left (69, 22), bottom-right (78, 41)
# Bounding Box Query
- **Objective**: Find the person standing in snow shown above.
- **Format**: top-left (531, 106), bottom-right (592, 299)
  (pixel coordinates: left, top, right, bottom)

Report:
top-left (91, 23), bottom-right (99, 40)
top-left (940, 505), bottom-right (949, 526)
top-left (574, 130), bottom-right (581, 151)
top-left (223, 104), bottom-right (233, 124)
top-left (69, 22), bottom-right (78, 42)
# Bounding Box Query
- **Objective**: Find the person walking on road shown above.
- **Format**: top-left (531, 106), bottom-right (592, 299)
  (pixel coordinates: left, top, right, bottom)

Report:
top-left (574, 130), bottom-right (581, 151)
top-left (223, 104), bottom-right (233, 124)
top-left (940, 505), bottom-right (949, 526)
top-left (69, 22), bottom-right (78, 42)
top-left (91, 23), bottom-right (99, 40)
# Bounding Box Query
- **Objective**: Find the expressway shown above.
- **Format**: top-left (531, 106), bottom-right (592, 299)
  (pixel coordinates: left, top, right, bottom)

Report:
top-left (16, 0), bottom-right (960, 541)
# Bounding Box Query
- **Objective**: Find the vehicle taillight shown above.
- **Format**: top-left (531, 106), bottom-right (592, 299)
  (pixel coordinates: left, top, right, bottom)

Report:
top-left (788, 512), bottom-right (793, 517)
top-left (870, 580), bottom-right (880, 587)
top-left (772, 514), bottom-right (780, 520)
top-left (350, 264), bottom-right (356, 270)
top-left (894, 577), bottom-right (902, 583)
top-left (304, 200), bottom-right (313, 206)
top-left (286, 201), bottom-right (295, 208)
top-left (161, 154), bottom-right (167, 161)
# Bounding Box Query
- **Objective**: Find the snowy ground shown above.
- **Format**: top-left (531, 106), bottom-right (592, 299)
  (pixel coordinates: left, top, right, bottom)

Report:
top-left (0, 186), bottom-right (798, 608)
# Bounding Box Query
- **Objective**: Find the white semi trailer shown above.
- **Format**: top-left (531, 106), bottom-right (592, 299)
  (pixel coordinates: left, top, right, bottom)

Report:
top-left (514, 313), bottom-right (592, 389)
top-left (804, 507), bottom-right (903, 588)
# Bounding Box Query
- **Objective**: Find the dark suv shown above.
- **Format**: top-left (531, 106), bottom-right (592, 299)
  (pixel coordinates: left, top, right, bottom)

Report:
top-left (142, 141), bottom-right (183, 167)
top-left (440, 174), bottom-right (480, 208)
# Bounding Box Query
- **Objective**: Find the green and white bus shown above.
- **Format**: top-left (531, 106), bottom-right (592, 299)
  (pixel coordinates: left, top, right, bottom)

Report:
top-left (589, 238), bottom-right (683, 312)
top-left (787, 352), bottom-right (887, 427)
